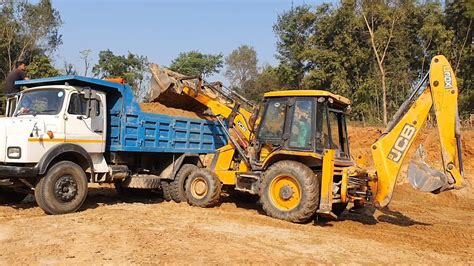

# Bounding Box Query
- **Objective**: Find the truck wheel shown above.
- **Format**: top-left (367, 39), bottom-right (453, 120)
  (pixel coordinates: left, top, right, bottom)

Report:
top-left (162, 164), bottom-right (198, 203)
top-left (0, 187), bottom-right (28, 204)
top-left (260, 160), bottom-right (319, 223)
top-left (185, 168), bottom-right (221, 207)
top-left (35, 161), bottom-right (88, 215)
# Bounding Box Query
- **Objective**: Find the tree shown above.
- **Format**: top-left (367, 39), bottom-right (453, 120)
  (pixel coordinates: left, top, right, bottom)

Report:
top-left (242, 65), bottom-right (282, 103)
top-left (63, 61), bottom-right (77, 75)
top-left (274, 0), bottom-right (471, 124)
top-left (79, 49), bottom-right (92, 76)
top-left (273, 5), bottom-right (315, 89)
top-left (446, 0), bottom-right (473, 117)
top-left (169, 51), bottom-right (223, 78)
top-left (362, 1), bottom-right (399, 126)
top-left (0, 0), bottom-right (62, 81)
top-left (224, 45), bottom-right (258, 90)
top-left (27, 54), bottom-right (60, 79)
top-left (92, 49), bottom-right (149, 99)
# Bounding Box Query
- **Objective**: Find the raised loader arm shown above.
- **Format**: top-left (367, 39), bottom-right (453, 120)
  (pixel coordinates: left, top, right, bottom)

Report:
top-left (149, 64), bottom-right (256, 142)
top-left (371, 55), bottom-right (464, 207)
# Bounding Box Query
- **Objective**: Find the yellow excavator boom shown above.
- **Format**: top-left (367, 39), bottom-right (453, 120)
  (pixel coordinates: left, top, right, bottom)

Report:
top-left (370, 55), bottom-right (464, 207)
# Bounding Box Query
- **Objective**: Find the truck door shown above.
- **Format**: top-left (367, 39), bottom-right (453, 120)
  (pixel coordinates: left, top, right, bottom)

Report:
top-left (64, 91), bottom-right (105, 152)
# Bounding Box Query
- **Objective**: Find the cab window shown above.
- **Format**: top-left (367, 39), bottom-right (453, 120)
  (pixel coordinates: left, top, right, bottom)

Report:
top-left (328, 109), bottom-right (349, 158)
top-left (289, 99), bottom-right (313, 149)
top-left (258, 98), bottom-right (287, 140)
top-left (68, 93), bottom-right (88, 115)
top-left (316, 99), bottom-right (349, 159)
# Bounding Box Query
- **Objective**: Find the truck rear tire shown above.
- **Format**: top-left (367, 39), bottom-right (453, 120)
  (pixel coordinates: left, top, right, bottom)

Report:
top-left (35, 161), bottom-right (88, 215)
top-left (260, 160), bottom-right (319, 223)
top-left (185, 168), bottom-right (221, 207)
top-left (162, 164), bottom-right (198, 203)
top-left (0, 187), bottom-right (28, 204)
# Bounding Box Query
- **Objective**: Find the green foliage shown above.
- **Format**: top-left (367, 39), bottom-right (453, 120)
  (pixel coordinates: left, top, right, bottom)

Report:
top-left (0, 0), bottom-right (62, 83)
top-left (446, 0), bottom-right (473, 118)
top-left (27, 55), bottom-right (60, 79)
top-left (169, 51), bottom-right (223, 77)
top-left (92, 49), bottom-right (149, 99)
top-left (273, 5), bottom-right (315, 89)
top-left (239, 65), bottom-right (282, 103)
top-left (273, 0), bottom-right (473, 122)
top-left (224, 45), bottom-right (258, 90)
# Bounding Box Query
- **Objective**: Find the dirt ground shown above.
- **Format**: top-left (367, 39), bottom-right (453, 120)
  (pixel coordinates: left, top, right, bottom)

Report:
top-left (1, 126), bottom-right (473, 264)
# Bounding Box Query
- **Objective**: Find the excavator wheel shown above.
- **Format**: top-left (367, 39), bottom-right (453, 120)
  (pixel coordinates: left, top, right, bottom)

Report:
top-left (260, 160), bottom-right (319, 223)
top-left (161, 164), bottom-right (198, 203)
top-left (185, 168), bottom-right (221, 208)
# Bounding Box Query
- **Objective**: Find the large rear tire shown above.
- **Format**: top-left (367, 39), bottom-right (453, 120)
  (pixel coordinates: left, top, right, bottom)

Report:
top-left (185, 168), bottom-right (221, 207)
top-left (35, 161), bottom-right (88, 215)
top-left (161, 164), bottom-right (198, 203)
top-left (0, 187), bottom-right (28, 204)
top-left (260, 160), bottom-right (319, 223)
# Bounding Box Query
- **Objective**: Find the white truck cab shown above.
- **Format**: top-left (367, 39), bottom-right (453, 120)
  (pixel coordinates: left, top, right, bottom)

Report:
top-left (0, 84), bottom-right (108, 214)
top-left (2, 85), bottom-right (107, 163)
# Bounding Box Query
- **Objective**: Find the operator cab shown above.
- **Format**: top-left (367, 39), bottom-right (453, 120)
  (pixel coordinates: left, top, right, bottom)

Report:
top-left (256, 90), bottom-right (351, 161)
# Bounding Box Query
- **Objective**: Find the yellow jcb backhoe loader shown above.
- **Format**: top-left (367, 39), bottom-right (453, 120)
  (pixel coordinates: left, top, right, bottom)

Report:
top-left (150, 55), bottom-right (464, 223)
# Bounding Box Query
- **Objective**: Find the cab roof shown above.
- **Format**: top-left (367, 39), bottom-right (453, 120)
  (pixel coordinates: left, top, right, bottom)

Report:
top-left (264, 90), bottom-right (351, 105)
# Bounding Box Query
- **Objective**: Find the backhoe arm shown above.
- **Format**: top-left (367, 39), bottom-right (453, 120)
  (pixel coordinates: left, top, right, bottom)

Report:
top-left (371, 55), bottom-right (464, 207)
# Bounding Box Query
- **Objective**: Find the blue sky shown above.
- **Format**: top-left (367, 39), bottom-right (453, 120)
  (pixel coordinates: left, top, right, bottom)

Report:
top-left (51, 0), bottom-right (332, 83)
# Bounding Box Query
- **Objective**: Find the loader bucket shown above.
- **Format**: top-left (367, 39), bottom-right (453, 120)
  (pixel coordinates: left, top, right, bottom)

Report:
top-left (407, 147), bottom-right (450, 193)
top-left (148, 63), bottom-right (231, 112)
top-left (149, 64), bottom-right (185, 101)
top-left (148, 64), bottom-right (208, 112)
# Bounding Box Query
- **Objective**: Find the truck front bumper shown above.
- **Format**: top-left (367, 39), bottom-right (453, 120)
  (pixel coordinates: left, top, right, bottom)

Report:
top-left (0, 165), bottom-right (38, 178)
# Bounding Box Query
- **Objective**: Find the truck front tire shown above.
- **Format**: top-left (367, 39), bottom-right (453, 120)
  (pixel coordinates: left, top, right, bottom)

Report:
top-left (0, 187), bottom-right (28, 204)
top-left (35, 161), bottom-right (88, 215)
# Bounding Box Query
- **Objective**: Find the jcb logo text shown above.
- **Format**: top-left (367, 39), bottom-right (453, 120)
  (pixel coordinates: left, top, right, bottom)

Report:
top-left (387, 123), bottom-right (416, 163)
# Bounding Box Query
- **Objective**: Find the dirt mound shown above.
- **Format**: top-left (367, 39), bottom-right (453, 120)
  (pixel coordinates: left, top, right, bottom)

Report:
top-left (140, 102), bottom-right (213, 120)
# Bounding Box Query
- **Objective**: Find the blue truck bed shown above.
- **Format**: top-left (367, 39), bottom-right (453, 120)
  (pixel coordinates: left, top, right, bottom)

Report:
top-left (16, 76), bottom-right (227, 154)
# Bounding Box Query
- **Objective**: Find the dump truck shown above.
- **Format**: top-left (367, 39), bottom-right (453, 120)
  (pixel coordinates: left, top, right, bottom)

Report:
top-left (151, 55), bottom-right (465, 223)
top-left (0, 76), bottom-right (226, 214)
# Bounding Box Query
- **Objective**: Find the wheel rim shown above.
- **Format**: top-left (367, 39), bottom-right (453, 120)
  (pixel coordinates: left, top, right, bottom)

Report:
top-left (268, 174), bottom-right (301, 210)
top-left (54, 175), bottom-right (78, 202)
top-left (190, 177), bottom-right (208, 199)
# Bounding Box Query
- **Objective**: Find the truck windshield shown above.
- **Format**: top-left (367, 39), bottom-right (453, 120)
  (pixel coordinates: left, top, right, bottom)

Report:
top-left (15, 89), bottom-right (65, 116)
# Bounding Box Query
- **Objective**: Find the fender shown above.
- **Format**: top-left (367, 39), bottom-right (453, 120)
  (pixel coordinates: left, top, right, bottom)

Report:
top-left (37, 143), bottom-right (94, 175)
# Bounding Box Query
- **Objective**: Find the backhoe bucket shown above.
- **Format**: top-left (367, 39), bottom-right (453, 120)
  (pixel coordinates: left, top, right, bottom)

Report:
top-left (407, 147), bottom-right (449, 193)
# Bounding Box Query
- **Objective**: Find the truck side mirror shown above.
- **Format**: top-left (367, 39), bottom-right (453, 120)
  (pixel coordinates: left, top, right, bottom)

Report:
top-left (83, 87), bottom-right (98, 118)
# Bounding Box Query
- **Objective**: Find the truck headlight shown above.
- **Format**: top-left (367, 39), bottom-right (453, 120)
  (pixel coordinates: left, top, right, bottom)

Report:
top-left (7, 147), bottom-right (21, 159)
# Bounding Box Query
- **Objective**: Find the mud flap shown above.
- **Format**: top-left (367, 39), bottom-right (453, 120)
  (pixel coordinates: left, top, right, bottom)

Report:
top-left (407, 147), bottom-right (450, 193)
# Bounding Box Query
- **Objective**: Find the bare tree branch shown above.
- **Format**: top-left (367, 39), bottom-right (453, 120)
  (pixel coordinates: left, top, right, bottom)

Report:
top-left (455, 18), bottom-right (472, 75)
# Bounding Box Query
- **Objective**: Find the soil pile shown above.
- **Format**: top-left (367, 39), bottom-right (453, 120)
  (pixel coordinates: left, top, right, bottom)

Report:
top-left (140, 102), bottom-right (214, 120)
